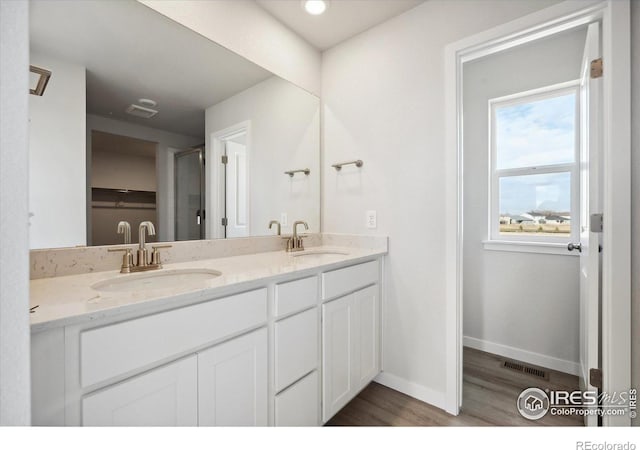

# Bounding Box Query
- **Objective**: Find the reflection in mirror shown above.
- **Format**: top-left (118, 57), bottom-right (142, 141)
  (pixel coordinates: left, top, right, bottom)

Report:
top-left (28, 0), bottom-right (320, 249)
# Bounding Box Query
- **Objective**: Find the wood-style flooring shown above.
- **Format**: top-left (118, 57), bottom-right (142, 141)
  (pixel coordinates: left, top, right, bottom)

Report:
top-left (326, 347), bottom-right (583, 426)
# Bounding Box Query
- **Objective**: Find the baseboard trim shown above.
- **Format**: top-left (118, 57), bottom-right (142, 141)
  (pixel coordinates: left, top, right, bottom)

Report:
top-left (374, 371), bottom-right (447, 412)
top-left (463, 336), bottom-right (580, 376)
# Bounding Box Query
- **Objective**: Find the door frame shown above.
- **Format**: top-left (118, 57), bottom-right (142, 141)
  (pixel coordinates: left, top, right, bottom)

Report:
top-left (208, 121), bottom-right (252, 239)
top-left (444, 0), bottom-right (631, 425)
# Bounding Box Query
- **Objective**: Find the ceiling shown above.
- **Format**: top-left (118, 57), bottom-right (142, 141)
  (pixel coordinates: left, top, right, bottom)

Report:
top-left (30, 0), bottom-right (272, 139)
top-left (255, 0), bottom-right (425, 50)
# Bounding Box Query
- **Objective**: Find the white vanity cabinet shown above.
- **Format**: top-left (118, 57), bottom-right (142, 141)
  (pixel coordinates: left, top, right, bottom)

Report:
top-left (321, 262), bottom-right (380, 423)
top-left (81, 328), bottom-right (268, 427)
top-left (35, 288), bottom-right (269, 427)
top-left (31, 255), bottom-right (384, 427)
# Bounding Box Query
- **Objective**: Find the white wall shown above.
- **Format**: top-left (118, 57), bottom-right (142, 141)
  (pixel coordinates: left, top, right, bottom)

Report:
top-left (29, 52), bottom-right (86, 249)
top-left (630, 0), bottom-right (639, 428)
top-left (138, 0), bottom-right (321, 96)
top-left (86, 115), bottom-right (202, 243)
top-left (322, 0), bottom-right (561, 406)
top-left (206, 76), bottom-right (320, 237)
top-left (462, 29), bottom-right (586, 374)
top-left (0, 0), bottom-right (30, 425)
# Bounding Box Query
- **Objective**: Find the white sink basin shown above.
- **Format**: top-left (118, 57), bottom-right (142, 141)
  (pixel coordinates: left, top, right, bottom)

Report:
top-left (291, 250), bottom-right (349, 259)
top-left (91, 268), bottom-right (222, 293)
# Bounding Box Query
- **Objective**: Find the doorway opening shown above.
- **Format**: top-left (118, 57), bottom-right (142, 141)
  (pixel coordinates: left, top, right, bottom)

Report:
top-left (460, 26), bottom-right (593, 426)
top-left (89, 130), bottom-right (158, 246)
top-left (445, 0), bottom-right (631, 427)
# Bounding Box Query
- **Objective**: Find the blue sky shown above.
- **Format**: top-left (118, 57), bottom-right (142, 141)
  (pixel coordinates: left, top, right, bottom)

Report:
top-left (496, 92), bottom-right (575, 214)
top-left (496, 92), bottom-right (575, 169)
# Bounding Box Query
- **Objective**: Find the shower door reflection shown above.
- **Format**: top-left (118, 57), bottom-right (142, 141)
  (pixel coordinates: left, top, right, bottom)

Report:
top-left (175, 148), bottom-right (205, 241)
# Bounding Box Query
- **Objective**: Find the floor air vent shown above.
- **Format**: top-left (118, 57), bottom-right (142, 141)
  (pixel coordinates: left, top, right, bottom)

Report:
top-left (502, 360), bottom-right (549, 380)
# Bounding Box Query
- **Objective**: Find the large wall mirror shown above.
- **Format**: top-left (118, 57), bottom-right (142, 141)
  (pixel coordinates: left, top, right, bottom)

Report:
top-left (28, 0), bottom-right (320, 249)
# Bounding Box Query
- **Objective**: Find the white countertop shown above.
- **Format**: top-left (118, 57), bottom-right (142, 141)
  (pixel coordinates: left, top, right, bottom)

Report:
top-left (30, 246), bottom-right (386, 332)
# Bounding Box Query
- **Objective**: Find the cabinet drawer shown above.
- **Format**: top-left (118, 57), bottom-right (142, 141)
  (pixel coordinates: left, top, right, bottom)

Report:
top-left (275, 370), bottom-right (319, 426)
top-left (80, 288), bottom-right (267, 387)
top-left (274, 308), bottom-right (318, 392)
top-left (275, 275), bottom-right (318, 318)
top-left (322, 260), bottom-right (378, 300)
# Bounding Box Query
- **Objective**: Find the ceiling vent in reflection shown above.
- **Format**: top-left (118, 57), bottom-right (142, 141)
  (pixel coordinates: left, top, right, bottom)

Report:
top-left (125, 99), bottom-right (158, 119)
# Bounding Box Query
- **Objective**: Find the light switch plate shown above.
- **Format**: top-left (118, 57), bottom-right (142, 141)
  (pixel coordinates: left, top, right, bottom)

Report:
top-left (366, 210), bottom-right (377, 229)
top-left (280, 212), bottom-right (288, 227)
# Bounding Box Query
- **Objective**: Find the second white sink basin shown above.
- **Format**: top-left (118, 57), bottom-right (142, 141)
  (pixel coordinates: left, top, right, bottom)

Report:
top-left (91, 268), bottom-right (222, 293)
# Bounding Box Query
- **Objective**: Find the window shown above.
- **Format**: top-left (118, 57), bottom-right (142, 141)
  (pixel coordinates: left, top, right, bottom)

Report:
top-left (488, 82), bottom-right (579, 247)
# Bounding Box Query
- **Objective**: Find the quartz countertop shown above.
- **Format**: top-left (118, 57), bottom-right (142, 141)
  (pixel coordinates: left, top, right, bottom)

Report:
top-left (30, 245), bottom-right (386, 332)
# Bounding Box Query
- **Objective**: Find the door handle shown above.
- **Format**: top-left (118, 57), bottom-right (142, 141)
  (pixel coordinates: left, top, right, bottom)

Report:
top-left (567, 242), bottom-right (582, 252)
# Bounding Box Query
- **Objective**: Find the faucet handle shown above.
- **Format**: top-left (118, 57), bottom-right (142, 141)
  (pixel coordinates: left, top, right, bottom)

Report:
top-left (108, 247), bottom-right (133, 254)
top-left (151, 244), bottom-right (172, 266)
top-left (108, 247), bottom-right (133, 273)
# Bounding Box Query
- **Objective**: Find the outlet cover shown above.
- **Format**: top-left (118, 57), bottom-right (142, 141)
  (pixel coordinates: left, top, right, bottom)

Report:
top-left (366, 210), bottom-right (377, 229)
top-left (280, 212), bottom-right (288, 227)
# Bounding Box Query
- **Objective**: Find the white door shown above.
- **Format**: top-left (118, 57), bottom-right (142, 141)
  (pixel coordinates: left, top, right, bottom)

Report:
top-left (82, 356), bottom-right (198, 426)
top-left (574, 21), bottom-right (602, 427)
top-left (197, 328), bottom-right (267, 426)
top-left (225, 139), bottom-right (249, 238)
top-left (322, 293), bottom-right (357, 422)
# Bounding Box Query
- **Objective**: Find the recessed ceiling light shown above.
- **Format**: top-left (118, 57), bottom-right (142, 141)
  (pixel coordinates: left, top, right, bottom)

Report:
top-left (302, 0), bottom-right (329, 16)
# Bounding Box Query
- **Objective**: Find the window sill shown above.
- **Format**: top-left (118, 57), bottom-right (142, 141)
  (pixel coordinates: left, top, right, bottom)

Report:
top-left (482, 240), bottom-right (577, 256)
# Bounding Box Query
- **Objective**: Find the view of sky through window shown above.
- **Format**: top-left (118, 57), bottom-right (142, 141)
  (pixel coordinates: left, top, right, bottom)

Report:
top-left (494, 90), bottom-right (576, 236)
top-left (495, 92), bottom-right (576, 170)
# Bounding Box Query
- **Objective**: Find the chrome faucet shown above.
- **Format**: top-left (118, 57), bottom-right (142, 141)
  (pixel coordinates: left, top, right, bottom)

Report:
top-left (117, 221), bottom-right (131, 244)
top-left (108, 221), bottom-right (171, 273)
top-left (286, 221), bottom-right (309, 252)
top-left (269, 220), bottom-right (281, 235)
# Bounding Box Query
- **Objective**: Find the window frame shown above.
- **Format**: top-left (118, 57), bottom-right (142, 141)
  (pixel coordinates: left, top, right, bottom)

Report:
top-left (487, 80), bottom-right (580, 250)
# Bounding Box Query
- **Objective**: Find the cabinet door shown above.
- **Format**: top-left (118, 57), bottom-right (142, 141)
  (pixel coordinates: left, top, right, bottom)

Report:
top-left (322, 294), bottom-right (358, 422)
top-left (82, 356), bottom-right (197, 426)
top-left (354, 285), bottom-right (379, 389)
top-left (198, 328), bottom-right (268, 426)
